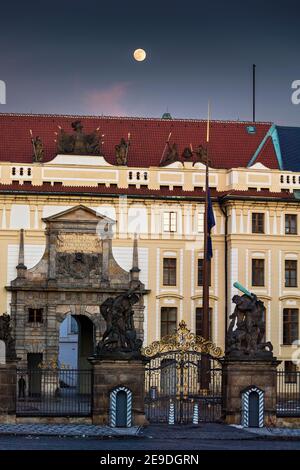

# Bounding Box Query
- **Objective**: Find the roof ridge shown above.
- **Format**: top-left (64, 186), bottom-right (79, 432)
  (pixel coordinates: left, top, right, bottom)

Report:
top-left (0, 112), bottom-right (273, 125)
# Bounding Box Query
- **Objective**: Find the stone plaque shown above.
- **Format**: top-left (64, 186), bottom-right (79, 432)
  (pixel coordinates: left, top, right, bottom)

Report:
top-left (56, 233), bottom-right (101, 253)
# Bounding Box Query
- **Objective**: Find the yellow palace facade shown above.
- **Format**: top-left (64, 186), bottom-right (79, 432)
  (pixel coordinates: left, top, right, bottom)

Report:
top-left (0, 113), bottom-right (300, 375)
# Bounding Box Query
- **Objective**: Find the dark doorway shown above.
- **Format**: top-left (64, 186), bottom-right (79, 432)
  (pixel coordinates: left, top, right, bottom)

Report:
top-left (248, 391), bottom-right (260, 427)
top-left (59, 314), bottom-right (95, 370)
top-left (27, 353), bottom-right (43, 397)
top-left (77, 315), bottom-right (94, 370)
top-left (116, 390), bottom-right (128, 427)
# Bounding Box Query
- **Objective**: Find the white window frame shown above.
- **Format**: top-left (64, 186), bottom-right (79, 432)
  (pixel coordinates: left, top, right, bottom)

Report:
top-left (197, 212), bottom-right (204, 233)
top-left (163, 211), bottom-right (177, 232)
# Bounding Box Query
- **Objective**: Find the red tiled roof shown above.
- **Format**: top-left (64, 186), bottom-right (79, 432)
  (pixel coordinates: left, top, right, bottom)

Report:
top-left (0, 113), bottom-right (276, 169)
top-left (0, 182), bottom-right (293, 200)
top-left (252, 136), bottom-right (279, 169)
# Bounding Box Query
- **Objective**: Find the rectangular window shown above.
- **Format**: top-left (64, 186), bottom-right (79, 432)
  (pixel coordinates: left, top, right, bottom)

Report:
top-left (252, 213), bottom-right (264, 233)
top-left (197, 259), bottom-right (211, 286)
top-left (163, 258), bottom-right (177, 286)
top-left (161, 307), bottom-right (177, 337)
top-left (163, 212), bottom-right (177, 232)
top-left (285, 214), bottom-right (297, 235)
top-left (285, 260), bottom-right (297, 287)
top-left (252, 259), bottom-right (265, 286)
top-left (284, 361), bottom-right (297, 384)
top-left (197, 213), bottom-right (204, 233)
top-left (283, 308), bottom-right (299, 345)
top-left (195, 307), bottom-right (212, 340)
top-left (28, 308), bottom-right (43, 323)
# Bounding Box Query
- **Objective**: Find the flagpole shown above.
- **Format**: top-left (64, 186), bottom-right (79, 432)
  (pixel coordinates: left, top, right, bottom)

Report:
top-left (203, 102), bottom-right (210, 341)
top-left (201, 102), bottom-right (211, 389)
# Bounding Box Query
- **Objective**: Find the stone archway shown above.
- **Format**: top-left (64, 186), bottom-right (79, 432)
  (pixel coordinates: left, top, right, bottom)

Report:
top-left (59, 313), bottom-right (96, 370)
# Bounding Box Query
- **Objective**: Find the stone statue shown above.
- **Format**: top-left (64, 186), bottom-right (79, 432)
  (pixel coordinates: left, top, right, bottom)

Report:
top-left (159, 142), bottom-right (179, 167)
top-left (182, 147), bottom-right (193, 159)
top-left (0, 314), bottom-right (17, 361)
top-left (115, 137), bottom-right (129, 165)
top-left (56, 128), bottom-right (73, 154)
top-left (56, 121), bottom-right (102, 155)
top-left (96, 287), bottom-right (143, 357)
top-left (32, 136), bottom-right (44, 162)
top-left (72, 120), bottom-right (87, 155)
top-left (193, 144), bottom-right (208, 165)
top-left (226, 285), bottom-right (273, 357)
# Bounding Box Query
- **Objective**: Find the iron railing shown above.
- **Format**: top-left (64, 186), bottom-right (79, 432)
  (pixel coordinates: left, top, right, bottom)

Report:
top-left (16, 368), bottom-right (92, 416)
top-left (277, 371), bottom-right (300, 417)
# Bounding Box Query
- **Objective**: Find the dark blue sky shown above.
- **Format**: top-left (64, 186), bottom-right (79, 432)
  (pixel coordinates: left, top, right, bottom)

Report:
top-left (1, 0), bottom-right (300, 124)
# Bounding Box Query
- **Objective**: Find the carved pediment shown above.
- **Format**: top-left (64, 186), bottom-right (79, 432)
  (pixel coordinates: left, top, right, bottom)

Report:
top-left (10, 204), bottom-right (135, 290)
top-left (42, 205), bottom-right (115, 225)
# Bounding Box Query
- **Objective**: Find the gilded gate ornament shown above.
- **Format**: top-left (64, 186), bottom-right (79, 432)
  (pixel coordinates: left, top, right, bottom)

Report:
top-left (142, 320), bottom-right (223, 358)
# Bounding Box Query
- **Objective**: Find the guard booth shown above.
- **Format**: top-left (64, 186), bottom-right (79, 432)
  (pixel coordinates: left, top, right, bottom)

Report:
top-left (110, 386), bottom-right (133, 427)
top-left (241, 386), bottom-right (264, 428)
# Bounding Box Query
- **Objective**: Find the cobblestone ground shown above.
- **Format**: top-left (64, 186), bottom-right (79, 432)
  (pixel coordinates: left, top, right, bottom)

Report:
top-left (0, 423), bottom-right (140, 437)
top-left (1, 422), bottom-right (300, 439)
top-left (0, 423), bottom-right (300, 451)
top-left (0, 433), bottom-right (300, 451)
top-left (232, 425), bottom-right (300, 438)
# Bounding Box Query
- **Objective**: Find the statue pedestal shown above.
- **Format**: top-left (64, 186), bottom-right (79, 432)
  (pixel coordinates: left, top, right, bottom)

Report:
top-left (0, 362), bottom-right (17, 423)
top-left (223, 357), bottom-right (280, 427)
top-left (89, 357), bottom-right (148, 426)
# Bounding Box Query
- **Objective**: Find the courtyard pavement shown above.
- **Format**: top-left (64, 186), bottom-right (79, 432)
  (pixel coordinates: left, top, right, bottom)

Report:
top-left (0, 422), bottom-right (300, 440)
top-left (0, 424), bottom-right (300, 451)
top-left (0, 423), bottom-right (141, 437)
top-left (232, 424), bottom-right (300, 438)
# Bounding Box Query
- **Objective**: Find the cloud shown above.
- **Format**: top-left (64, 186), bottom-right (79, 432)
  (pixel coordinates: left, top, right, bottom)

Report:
top-left (82, 82), bottom-right (129, 115)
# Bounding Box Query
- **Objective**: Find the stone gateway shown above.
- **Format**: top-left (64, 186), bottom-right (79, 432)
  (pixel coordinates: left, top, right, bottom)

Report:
top-left (7, 205), bottom-right (148, 368)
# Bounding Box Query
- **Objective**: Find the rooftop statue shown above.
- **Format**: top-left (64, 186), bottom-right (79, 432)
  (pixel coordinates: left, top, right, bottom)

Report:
top-left (115, 137), bottom-right (130, 165)
top-left (226, 282), bottom-right (273, 358)
top-left (56, 120), bottom-right (103, 155)
top-left (182, 146), bottom-right (193, 159)
top-left (193, 144), bottom-right (209, 165)
top-left (159, 141), bottom-right (179, 166)
top-left (30, 130), bottom-right (44, 162)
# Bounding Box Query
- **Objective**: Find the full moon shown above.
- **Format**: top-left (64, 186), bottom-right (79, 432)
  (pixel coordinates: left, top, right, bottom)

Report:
top-left (133, 48), bottom-right (146, 62)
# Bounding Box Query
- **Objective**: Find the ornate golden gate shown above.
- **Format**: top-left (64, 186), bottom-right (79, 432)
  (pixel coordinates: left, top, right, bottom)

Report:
top-left (143, 321), bottom-right (224, 424)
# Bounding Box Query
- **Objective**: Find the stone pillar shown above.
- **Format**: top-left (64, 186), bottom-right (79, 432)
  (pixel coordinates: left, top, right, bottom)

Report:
top-left (0, 362), bottom-right (17, 423)
top-left (89, 358), bottom-right (148, 426)
top-left (133, 303), bottom-right (145, 343)
top-left (222, 358), bottom-right (280, 426)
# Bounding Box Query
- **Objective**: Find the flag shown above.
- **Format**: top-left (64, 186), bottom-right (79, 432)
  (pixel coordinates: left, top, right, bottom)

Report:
top-left (206, 186), bottom-right (215, 260)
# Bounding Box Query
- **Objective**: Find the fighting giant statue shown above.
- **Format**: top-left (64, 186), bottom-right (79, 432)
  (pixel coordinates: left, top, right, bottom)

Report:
top-left (96, 286), bottom-right (143, 358)
top-left (226, 282), bottom-right (273, 358)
